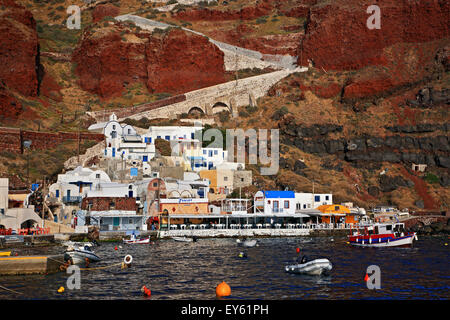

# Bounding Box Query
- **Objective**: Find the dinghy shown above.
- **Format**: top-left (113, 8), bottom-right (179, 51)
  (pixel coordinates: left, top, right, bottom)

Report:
top-left (123, 237), bottom-right (150, 244)
top-left (64, 244), bottom-right (101, 265)
top-left (237, 239), bottom-right (257, 247)
top-left (285, 258), bottom-right (332, 276)
top-left (172, 236), bottom-right (197, 242)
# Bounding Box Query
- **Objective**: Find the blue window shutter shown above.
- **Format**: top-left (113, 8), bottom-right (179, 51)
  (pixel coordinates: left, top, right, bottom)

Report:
top-left (214, 150), bottom-right (218, 155)
top-left (315, 195), bottom-right (320, 202)
top-left (55, 190), bottom-right (59, 198)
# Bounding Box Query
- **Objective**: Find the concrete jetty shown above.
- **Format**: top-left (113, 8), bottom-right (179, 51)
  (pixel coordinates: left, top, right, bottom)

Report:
top-left (0, 254), bottom-right (66, 275)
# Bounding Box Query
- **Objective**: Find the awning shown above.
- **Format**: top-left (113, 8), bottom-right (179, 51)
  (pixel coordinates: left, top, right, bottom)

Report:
top-left (188, 156), bottom-right (205, 160)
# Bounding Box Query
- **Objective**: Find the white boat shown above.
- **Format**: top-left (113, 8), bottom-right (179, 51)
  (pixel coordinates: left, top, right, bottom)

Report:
top-left (237, 239), bottom-right (258, 247)
top-left (64, 244), bottom-right (101, 265)
top-left (172, 236), bottom-right (197, 242)
top-left (285, 258), bottom-right (333, 276)
top-left (123, 236), bottom-right (150, 244)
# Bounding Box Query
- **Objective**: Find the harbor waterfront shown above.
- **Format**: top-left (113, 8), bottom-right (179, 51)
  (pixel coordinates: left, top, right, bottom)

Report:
top-left (0, 236), bottom-right (448, 300)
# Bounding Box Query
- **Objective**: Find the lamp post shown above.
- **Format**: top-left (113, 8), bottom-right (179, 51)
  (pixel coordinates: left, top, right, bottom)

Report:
top-left (23, 140), bottom-right (32, 188)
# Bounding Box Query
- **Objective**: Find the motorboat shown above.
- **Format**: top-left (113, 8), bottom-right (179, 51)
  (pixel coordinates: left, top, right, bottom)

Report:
top-left (348, 223), bottom-right (417, 248)
top-left (285, 258), bottom-right (332, 276)
top-left (64, 244), bottom-right (101, 265)
top-left (172, 236), bottom-right (197, 242)
top-left (123, 236), bottom-right (150, 244)
top-left (236, 238), bottom-right (258, 247)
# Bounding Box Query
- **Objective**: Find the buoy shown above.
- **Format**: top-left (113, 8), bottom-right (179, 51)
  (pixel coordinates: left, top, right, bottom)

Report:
top-left (346, 241), bottom-right (350, 244)
top-left (238, 252), bottom-right (246, 258)
top-left (119, 245), bottom-right (123, 249)
top-left (296, 247), bottom-right (300, 253)
top-left (114, 246), bottom-right (118, 250)
top-left (141, 285), bottom-right (151, 297)
top-left (57, 286), bottom-right (64, 293)
top-left (216, 281), bottom-right (231, 297)
top-left (364, 274), bottom-right (369, 282)
top-left (445, 243), bottom-right (448, 246)
top-left (124, 254), bottom-right (133, 265)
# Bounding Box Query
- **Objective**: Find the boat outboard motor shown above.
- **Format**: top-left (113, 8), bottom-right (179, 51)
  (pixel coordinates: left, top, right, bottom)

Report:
top-left (301, 255), bottom-right (308, 264)
top-left (192, 236), bottom-right (198, 242)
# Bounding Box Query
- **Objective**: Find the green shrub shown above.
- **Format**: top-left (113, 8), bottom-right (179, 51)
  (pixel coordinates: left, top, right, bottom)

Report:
top-left (424, 173), bottom-right (439, 184)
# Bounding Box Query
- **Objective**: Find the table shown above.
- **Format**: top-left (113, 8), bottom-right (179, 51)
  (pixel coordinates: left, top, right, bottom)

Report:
top-left (275, 223), bottom-right (281, 229)
top-left (243, 224), bottom-right (252, 229)
top-left (256, 224), bottom-right (262, 229)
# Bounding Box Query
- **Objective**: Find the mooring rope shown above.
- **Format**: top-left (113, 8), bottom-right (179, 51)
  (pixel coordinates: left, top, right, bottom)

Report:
top-left (47, 256), bottom-right (126, 271)
top-left (0, 284), bottom-right (22, 295)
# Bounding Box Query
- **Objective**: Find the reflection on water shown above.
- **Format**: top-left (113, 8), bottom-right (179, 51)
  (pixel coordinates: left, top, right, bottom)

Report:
top-left (0, 236), bottom-right (449, 300)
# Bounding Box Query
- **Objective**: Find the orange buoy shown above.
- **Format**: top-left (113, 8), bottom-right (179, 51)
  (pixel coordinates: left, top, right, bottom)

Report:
top-left (114, 246), bottom-right (118, 250)
top-left (216, 281), bottom-right (231, 297)
top-left (57, 286), bottom-right (64, 293)
top-left (296, 247), bottom-right (300, 253)
top-left (364, 274), bottom-right (369, 282)
top-left (141, 285), bottom-right (151, 297)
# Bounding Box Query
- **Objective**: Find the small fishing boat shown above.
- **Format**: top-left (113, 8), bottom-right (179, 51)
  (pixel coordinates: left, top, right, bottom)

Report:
top-left (236, 238), bottom-right (258, 247)
top-left (172, 236), bottom-right (197, 242)
top-left (64, 244), bottom-right (101, 265)
top-left (123, 237), bottom-right (150, 244)
top-left (0, 251), bottom-right (11, 257)
top-left (285, 258), bottom-right (333, 276)
top-left (348, 223), bottom-right (417, 248)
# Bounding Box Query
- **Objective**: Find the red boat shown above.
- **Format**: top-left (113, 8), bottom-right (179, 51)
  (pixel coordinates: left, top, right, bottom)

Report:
top-left (348, 223), bottom-right (417, 248)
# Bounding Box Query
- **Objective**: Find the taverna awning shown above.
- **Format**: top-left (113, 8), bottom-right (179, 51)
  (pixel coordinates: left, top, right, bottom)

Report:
top-left (168, 213), bottom-right (311, 219)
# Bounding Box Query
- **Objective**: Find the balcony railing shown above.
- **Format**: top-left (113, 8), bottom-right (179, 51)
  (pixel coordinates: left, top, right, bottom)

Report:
top-left (62, 196), bottom-right (82, 203)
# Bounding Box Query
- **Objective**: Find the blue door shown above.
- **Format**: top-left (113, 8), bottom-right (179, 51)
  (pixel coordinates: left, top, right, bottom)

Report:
top-left (129, 191), bottom-right (133, 197)
top-left (67, 190), bottom-right (71, 198)
top-left (112, 147), bottom-right (116, 157)
top-left (55, 190), bottom-right (59, 198)
top-left (143, 155), bottom-right (148, 162)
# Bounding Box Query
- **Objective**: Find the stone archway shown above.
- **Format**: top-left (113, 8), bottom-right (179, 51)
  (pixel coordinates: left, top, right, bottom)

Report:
top-left (211, 102), bottom-right (231, 114)
top-left (188, 106), bottom-right (205, 116)
top-left (20, 219), bottom-right (39, 229)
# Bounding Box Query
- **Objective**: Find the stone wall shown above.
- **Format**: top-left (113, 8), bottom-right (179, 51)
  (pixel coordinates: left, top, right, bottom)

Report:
top-left (0, 127), bottom-right (104, 154)
top-left (81, 197), bottom-right (137, 211)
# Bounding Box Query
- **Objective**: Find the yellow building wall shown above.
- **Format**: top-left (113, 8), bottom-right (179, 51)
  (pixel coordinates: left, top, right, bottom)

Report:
top-left (199, 170), bottom-right (217, 191)
top-left (160, 202), bottom-right (209, 215)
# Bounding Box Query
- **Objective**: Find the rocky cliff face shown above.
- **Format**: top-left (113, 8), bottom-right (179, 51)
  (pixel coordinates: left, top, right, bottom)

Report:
top-left (72, 23), bottom-right (225, 98)
top-left (0, 0), bottom-right (40, 97)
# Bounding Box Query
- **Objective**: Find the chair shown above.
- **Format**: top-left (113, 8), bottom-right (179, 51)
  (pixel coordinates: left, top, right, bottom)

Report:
top-left (256, 224), bottom-right (262, 229)
top-left (180, 224), bottom-right (186, 230)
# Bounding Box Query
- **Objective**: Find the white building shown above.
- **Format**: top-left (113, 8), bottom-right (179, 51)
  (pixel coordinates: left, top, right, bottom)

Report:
top-left (48, 166), bottom-right (111, 204)
top-left (101, 113), bottom-right (156, 163)
top-left (254, 191), bottom-right (296, 215)
top-left (254, 190), bottom-right (333, 214)
top-left (200, 147), bottom-right (228, 170)
top-left (295, 192), bottom-right (333, 210)
top-left (144, 124), bottom-right (203, 143)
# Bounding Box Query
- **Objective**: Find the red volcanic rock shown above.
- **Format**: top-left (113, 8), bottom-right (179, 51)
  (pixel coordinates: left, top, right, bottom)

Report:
top-left (72, 25), bottom-right (149, 99)
top-left (73, 25), bottom-right (225, 98)
top-left (0, 82), bottom-right (22, 120)
top-left (342, 41), bottom-right (447, 100)
top-left (0, 0), bottom-right (40, 97)
top-left (298, 0), bottom-right (450, 71)
top-left (240, 33), bottom-right (302, 56)
top-left (173, 0), bottom-right (273, 21)
top-left (91, 3), bottom-right (120, 23)
top-left (299, 82), bottom-right (341, 99)
top-left (146, 28), bottom-right (225, 94)
top-left (40, 72), bottom-right (62, 102)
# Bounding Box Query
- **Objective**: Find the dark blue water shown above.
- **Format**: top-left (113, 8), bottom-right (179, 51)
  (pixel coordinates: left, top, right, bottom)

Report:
top-left (1, 236), bottom-right (449, 299)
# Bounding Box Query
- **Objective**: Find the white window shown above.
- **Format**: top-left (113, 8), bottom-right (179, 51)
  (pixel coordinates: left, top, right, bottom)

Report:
top-left (95, 174), bottom-right (100, 179)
